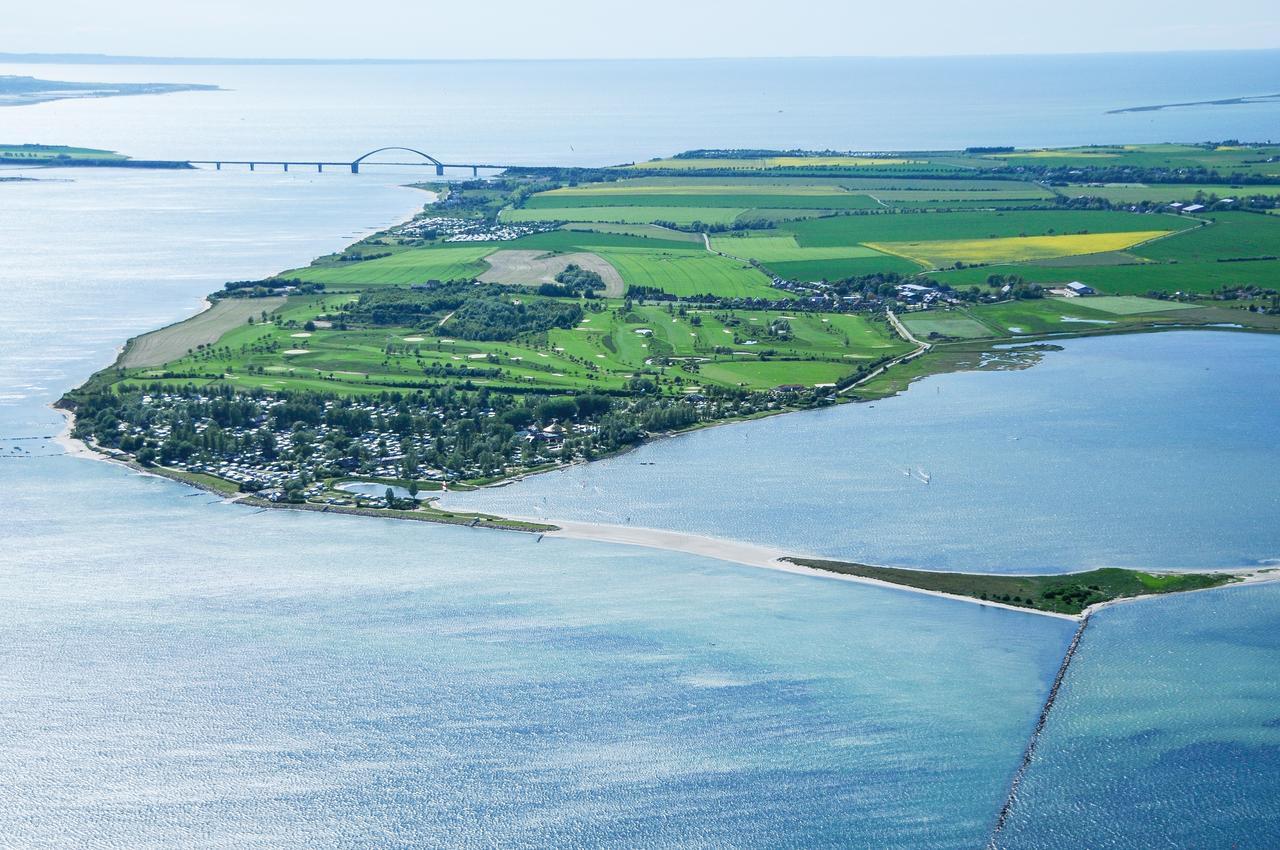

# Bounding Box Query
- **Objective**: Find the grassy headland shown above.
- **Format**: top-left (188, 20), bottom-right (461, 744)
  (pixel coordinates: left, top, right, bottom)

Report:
top-left (787, 558), bottom-right (1242, 616)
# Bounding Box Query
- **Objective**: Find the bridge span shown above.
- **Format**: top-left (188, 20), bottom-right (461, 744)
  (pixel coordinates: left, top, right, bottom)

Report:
top-left (187, 147), bottom-right (520, 176)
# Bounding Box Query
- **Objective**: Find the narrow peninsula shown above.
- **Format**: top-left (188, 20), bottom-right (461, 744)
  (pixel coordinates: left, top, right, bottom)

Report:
top-left (51, 141), bottom-right (1280, 614)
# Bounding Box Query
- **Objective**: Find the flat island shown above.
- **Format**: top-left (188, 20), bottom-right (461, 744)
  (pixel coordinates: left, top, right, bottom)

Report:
top-left (787, 558), bottom-right (1245, 616)
top-left (0, 143), bottom-right (192, 169)
top-left (0, 74), bottom-right (217, 107)
top-left (53, 141), bottom-right (1280, 611)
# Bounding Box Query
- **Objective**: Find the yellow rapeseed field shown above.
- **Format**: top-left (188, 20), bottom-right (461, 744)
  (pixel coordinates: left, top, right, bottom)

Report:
top-left (629, 156), bottom-right (920, 170)
top-left (864, 230), bottom-right (1172, 268)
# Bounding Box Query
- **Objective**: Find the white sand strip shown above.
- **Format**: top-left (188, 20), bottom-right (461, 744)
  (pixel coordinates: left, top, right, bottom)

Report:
top-left (536, 518), bottom-right (1080, 620)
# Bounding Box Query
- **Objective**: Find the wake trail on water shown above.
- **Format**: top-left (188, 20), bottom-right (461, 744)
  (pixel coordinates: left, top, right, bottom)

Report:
top-left (987, 613), bottom-right (1092, 848)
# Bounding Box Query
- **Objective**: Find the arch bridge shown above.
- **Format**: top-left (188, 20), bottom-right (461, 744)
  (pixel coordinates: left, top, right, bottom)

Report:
top-left (350, 147), bottom-right (444, 174)
top-left (187, 147), bottom-right (518, 176)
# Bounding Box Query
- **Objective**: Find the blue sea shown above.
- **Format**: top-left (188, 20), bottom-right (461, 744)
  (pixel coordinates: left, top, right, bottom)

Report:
top-left (2, 53), bottom-right (1279, 846)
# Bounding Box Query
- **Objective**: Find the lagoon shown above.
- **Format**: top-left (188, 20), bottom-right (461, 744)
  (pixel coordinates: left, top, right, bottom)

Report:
top-left (444, 331), bottom-right (1280, 573)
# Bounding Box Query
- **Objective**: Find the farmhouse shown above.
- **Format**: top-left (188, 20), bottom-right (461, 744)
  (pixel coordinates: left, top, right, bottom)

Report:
top-left (1066, 281), bottom-right (1095, 295)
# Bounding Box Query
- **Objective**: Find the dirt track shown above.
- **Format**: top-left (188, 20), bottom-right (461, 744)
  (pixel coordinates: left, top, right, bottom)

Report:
top-left (119, 296), bottom-right (286, 368)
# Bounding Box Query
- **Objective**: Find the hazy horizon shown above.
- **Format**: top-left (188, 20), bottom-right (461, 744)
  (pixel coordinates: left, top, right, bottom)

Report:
top-left (8, 0), bottom-right (1279, 61)
top-left (4, 47), bottom-right (1280, 65)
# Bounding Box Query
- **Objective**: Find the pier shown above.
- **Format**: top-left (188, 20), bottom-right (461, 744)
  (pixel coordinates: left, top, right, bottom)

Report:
top-left (987, 613), bottom-right (1093, 847)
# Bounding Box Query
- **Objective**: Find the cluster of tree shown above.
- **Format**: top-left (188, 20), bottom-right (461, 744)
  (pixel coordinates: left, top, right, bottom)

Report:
top-left (1023, 163), bottom-right (1280, 186)
top-left (985, 274), bottom-right (1044, 299)
top-left (552, 264), bottom-right (607, 294)
top-left (337, 251), bottom-right (392, 262)
top-left (223, 277), bottom-right (325, 296)
top-left (336, 280), bottom-right (583, 340)
top-left (826, 271), bottom-right (914, 300)
top-left (652, 218), bottom-right (776, 233)
top-left (338, 282), bottom-right (476, 327)
top-left (447, 296), bottom-right (584, 341)
top-left (1055, 191), bottom-right (1280, 213)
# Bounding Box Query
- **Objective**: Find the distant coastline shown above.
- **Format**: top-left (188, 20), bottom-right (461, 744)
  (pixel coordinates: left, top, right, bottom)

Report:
top-left (0, 74), bottom-right (218, 107)
top-left (1108, 92), bottom-right (1280, 114)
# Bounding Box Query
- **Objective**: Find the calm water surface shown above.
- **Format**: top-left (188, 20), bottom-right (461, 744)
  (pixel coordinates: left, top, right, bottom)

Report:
top-left (2, 51), bottom-right (1280, 165)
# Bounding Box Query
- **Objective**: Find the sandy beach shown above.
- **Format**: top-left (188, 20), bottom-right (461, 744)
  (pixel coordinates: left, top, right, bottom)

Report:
top-left (50, 407), bottom-right (107, 462)
top-left (535, 517), bottom-right (1083, 620)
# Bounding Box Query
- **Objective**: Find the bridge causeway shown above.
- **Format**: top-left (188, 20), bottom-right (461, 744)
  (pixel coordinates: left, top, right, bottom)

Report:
top-left (186, 147), bottom-right (518, 176)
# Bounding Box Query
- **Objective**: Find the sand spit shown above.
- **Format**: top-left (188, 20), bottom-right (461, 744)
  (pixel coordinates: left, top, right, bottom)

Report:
top-left (534, 518), bottom-right (1081, 620)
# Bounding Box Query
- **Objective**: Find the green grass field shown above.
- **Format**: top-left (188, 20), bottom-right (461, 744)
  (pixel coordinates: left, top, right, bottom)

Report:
top-left (923, 213), bottom-right (1280, 294)
top-left (120, 296), bottom-right (288, 367)
top-left (289, 246), bottom-right (495, 285)
top-left (900, 312), bottom-right (995, 339)
top-left (598, 248), bottom-right (782, 298)
top-left (560, 223), bottom-right (704, 243)
top-left (117, 294), bottom-right (910, 399)
top-left (933, 258), bottom-right (1280, 295)
top-left (1133, 213), bottom-right (1280, 263)
top-left (709, 234), bottom-right (886, 263)
top-left (981, 143), bottom-right (1280, 180)
top-left (1065, 184), bottom-right (1280, 204)
top-left (628, 156), bottom-right (925, 170)
top-left (1069, 296), bottom-right (1198, 315)
top-left (524, 193), bottom-right (881, 210)
top-left (501, 206), bottom-right (747, 226)
top-left (764, 255), bottom-right (923, 281)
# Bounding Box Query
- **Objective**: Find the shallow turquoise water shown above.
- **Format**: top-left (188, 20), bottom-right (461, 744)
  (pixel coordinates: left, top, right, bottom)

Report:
top-left (997, 584), bottom-right (1280, 849)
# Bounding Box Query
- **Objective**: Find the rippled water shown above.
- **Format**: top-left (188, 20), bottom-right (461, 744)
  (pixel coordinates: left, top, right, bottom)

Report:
top-left (0, 459), bottom-right (1077, 848)
top-left (997, 584), bottom-right (1280, 849)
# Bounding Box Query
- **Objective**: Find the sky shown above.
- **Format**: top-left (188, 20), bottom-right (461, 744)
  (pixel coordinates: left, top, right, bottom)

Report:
top-left (7, 0), bottom-right (1280, 60)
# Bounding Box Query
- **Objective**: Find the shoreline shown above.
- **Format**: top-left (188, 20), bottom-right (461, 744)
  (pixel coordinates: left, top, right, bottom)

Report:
top-left (54, 401), bottom-right (1278, 621)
